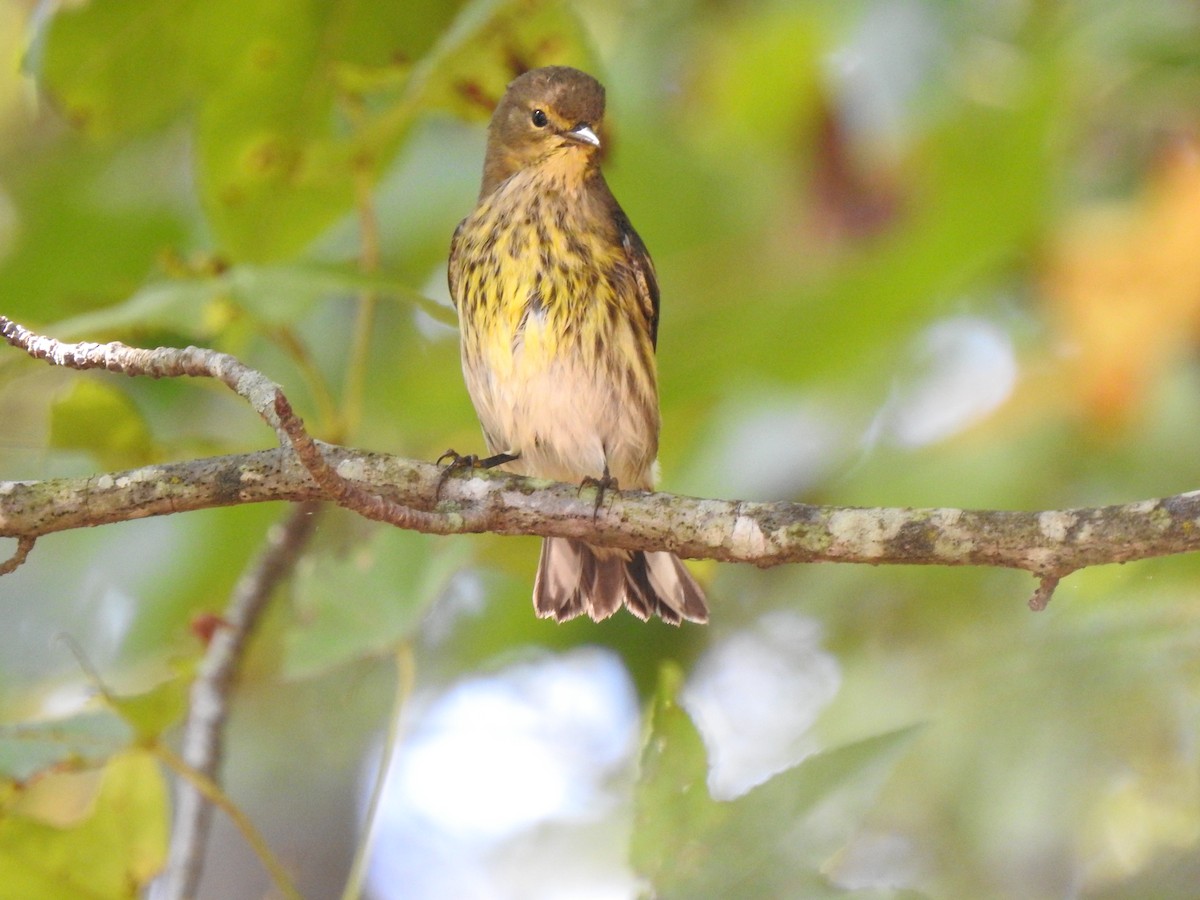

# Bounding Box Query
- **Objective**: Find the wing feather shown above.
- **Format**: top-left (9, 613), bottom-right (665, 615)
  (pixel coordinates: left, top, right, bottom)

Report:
top-left (615, 211), bottom-right (660, 350)
top-left (448, 219), bottom-right (466, 311)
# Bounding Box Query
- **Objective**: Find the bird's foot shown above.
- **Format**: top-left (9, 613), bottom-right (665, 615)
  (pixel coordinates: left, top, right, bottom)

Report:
top-left (436, 449), bottom-right (519, 497)
top-left (579, 467), bottom-right (619, 518)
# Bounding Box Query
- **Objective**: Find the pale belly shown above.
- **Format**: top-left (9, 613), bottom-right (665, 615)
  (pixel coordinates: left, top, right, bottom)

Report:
top-left (461, 311), bottom-right (659, 489)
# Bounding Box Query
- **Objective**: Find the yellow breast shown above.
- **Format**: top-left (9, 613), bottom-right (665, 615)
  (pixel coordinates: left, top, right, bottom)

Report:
top-left (449, 160), bottom-right (660, 486)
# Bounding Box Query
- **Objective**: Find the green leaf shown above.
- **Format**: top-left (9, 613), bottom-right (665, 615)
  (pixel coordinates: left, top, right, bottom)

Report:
top-left (105, 677), bottom-right (189, 744)
top-left (34, 0), bottom-right (454, 137)
top-left (45, 261), bottom-right (443, 344)
top-left (46, 278), bottom-right (221, 342)
top-left (33, 0), bottom-right (445, 262)
top-left (709, 727), bottom-right (920, 885)
top-left (396, 0), bottom-right (597, 123)
top-left (632, 661), bottom-right (726, 885)
top-left (0, 712), bottom-right (132, 783)
top-left (633, 663), bottom-right (919, 898)
top-left (198, 0), bottom-right (594, 261)
top-left (33, 0), bottom-right (594, 261)
top-left (284, 529), bottom-right (467, 679)
top-left (36, 0), bottom-right (204, 137)
top-left (0, 751), bottom-right (168, 900)
top-left (0, 681), bottom-right (185, 784)
top-left (693, 6), bottom-right (825, 156)
top-left (49, 380), bottom-right (158, 470)
top-left (192, 0), bottom-right (357, 262)
top-left (0, 142), bottom-right (191, 323)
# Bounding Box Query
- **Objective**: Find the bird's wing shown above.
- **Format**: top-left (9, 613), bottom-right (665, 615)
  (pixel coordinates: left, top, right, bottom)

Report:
top-left (447, 219), bottom-right (466, 311)
top-left (616, 212), bottom-right (661, 351)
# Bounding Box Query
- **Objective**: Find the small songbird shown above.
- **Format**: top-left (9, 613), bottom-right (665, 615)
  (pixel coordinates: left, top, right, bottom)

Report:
top-left (447, 66), bottom-right (708, 625)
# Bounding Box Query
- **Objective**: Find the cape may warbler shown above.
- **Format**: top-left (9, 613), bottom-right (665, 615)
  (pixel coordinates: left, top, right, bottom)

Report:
top-left (448, 66), bottom-right (708, 625)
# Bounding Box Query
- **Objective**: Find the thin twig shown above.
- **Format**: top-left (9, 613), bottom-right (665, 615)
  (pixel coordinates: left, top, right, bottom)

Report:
top-left (340, 645), bottom-right (416, 900)
top-left (153, 744), bottom-right (302, 900)
top-left (268, 324), bottom-right (342, 437)
top-left (274, 391), bottom-right (489, 533)
top-left (1028, 571), bottom-right (1065, 611)
top-left (0, 315), bottom-right (290, 444)
top-left (158, 500), bottom-right (321, 900)
top-left (342, 161), bottom-right (383, 437)
top-left (0, 535), bottom-right (35, 575)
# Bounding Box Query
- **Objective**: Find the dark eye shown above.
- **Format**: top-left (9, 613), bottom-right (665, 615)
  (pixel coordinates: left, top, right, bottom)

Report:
top-left (531, 109), bottom-right (548, 127)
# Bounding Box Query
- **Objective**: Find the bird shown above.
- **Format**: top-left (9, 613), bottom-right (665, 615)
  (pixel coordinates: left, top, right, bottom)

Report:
top-left (446, 65), bottom-right (708, 625)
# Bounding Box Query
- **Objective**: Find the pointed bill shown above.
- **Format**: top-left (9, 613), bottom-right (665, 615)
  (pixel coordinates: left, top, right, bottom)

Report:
top-left (567, 124), bottom-right (600, 147)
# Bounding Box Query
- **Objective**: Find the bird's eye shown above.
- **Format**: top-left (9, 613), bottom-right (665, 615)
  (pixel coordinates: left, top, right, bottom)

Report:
top-left (531, 109), bottom-right (548, 128)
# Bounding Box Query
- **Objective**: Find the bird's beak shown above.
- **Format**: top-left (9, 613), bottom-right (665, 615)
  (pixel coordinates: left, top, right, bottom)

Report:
top-left (567, 124), bottom-right (600, 148)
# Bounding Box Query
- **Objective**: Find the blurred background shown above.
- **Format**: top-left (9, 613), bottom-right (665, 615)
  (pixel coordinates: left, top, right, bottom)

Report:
top-left (3, 0), bottom-right (1200, 897)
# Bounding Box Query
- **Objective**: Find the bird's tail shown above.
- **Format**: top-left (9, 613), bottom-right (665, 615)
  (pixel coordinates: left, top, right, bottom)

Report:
top-left (533, 537), bottom-right (708, 625)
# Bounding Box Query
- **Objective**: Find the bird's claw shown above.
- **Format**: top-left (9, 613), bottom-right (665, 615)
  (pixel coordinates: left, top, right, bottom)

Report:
top-left (435, 449), bottom-right (519, 498)
top-left (579, 469), bottom-right (619, 518)
top-left (437, 449), bottom-right (479, 469)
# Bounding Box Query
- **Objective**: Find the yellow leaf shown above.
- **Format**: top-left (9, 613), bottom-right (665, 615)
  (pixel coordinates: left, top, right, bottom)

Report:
top-left (0, 751), bottom-right (168, 899)
top-left (1043, 141), bottom-right (1200, 425)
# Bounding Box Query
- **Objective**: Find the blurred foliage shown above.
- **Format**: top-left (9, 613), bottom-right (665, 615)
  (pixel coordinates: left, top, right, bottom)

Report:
top-left (2, 0), bottom-right (1200, 897)
top-left (634, 662), bottom-right (918, 897)
top-left (0, 751), bottom-right (167, 899)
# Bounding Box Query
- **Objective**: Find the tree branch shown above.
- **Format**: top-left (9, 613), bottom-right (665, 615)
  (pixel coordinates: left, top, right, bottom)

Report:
top-left (159, 501), bottom-right (319, 900)
top-left (4, 314), bottom-right (1200, 609)
top-left (0, 315), bottom-right (291, 444)
top-left (3, 444), bottom-right (1200, 603)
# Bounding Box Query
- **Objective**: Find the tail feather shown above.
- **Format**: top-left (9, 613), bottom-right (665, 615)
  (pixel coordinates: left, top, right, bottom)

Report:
top-left (533, 537), bottom-right (708, 624)
top-left (643, 550), bottom-right (709, 623)
top-left (533, 537), bottom-right (589, 621)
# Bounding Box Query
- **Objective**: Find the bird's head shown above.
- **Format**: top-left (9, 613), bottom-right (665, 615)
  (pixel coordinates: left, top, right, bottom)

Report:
top-left (481, 66), bottom-right (606, 196)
